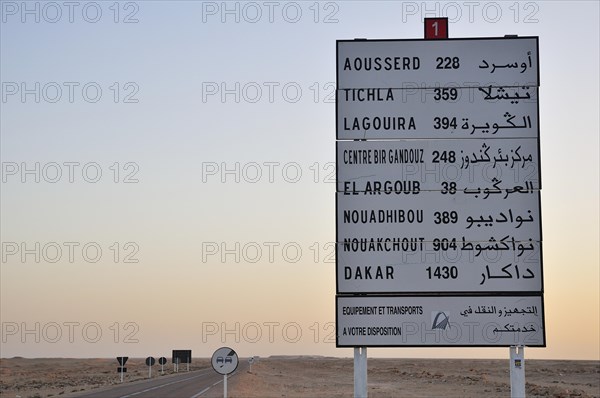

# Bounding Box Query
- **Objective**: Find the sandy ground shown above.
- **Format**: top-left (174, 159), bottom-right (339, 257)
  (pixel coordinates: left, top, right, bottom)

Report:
top-left (1, 357), bottom-right (599, 398)
top-left (0, 357), bottom-right (211, 398)
top-left (221, 357), bottom-right (600, 398)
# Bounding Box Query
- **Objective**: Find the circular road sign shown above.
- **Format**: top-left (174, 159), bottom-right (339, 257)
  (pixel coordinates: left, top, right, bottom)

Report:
top-left (158, 357), bottom-right (167, 365)
top-left (146, 356), bottom-right (156, 366)
top-left (211, 347), bottom-right (238, 375)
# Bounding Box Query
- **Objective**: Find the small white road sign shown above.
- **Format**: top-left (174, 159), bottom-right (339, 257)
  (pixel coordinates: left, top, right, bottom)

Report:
top-left (211, 347), bottom-right (239, 375)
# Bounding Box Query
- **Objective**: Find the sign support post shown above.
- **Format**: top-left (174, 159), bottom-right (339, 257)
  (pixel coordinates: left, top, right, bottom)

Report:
top-left (172, 350), bottom-right (191, 373)
top-left (223, 374), bottom-right (228, 398)
top-left (116, 357), bottom-right (128, 383)
top-left (510, 346), bottom-right (526, 397)
top-left (145, 357), bottom-right (155, 378)
top-left (354, 347), bottom-right (367, 398)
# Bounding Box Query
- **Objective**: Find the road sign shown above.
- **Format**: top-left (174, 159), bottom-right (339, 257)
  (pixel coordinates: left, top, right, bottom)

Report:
top-left (158, 356), bottom-right (167, 374)
top-left (146, 356), bottom-right (156, 378)
top-left (335, 35), bottom-right (544, 349)
top-left (336, 139), bottom-right (540, 191)
top-left (116, 357), bottom-right (128, 383)
top-left (172, 350), bottom-right (192, 364)
top-left (211, 347), bottom-right (239, 375)
top-left (336, 295), bottom-right (545, 347)
top-left (337, 37), bottom-right (539, 89)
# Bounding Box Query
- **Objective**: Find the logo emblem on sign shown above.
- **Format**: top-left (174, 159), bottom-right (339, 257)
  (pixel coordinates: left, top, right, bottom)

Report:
top-left (431, 311), bottom-right (450, 330)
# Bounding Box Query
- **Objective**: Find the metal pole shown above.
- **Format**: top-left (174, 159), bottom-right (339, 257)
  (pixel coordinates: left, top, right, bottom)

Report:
top-left (354, 347), bottom-right (367, 398)
top-left (223, 374), bottom-right (228, 398)
top-left (120, 368), bottom-right (124, 383)
top-left (149, 364), bottom-right (151, 378)
top-left (510, 346), bottom-right (526, 398)
top-left (362, 347), bottom-right (367, 397)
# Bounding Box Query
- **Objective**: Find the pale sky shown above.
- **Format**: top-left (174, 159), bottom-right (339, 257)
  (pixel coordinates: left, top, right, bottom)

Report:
top-left (1, 1), bottom-right (598, 360)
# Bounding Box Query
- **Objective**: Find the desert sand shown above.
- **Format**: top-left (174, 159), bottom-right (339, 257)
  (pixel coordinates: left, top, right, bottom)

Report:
top-left (219, 357), bottom-right (600, 398)
top-left (0, 357), bottom-right (211, 398)
top-left (1, 357), bottom-right (599, 398)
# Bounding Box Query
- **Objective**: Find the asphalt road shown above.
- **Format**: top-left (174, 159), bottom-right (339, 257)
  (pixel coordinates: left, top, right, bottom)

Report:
top-left (76, 362), bottom-right (247, 398)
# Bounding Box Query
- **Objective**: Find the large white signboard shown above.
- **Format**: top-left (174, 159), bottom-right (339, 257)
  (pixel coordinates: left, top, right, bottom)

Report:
top-left (337, 295), bottom-right (545, 347)
top-left (335, 35), bottom-right (543, 348)
top-left (337, 37), bottom-right (539, 89)
top-left (336, 139), bottom-right (540, 192)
